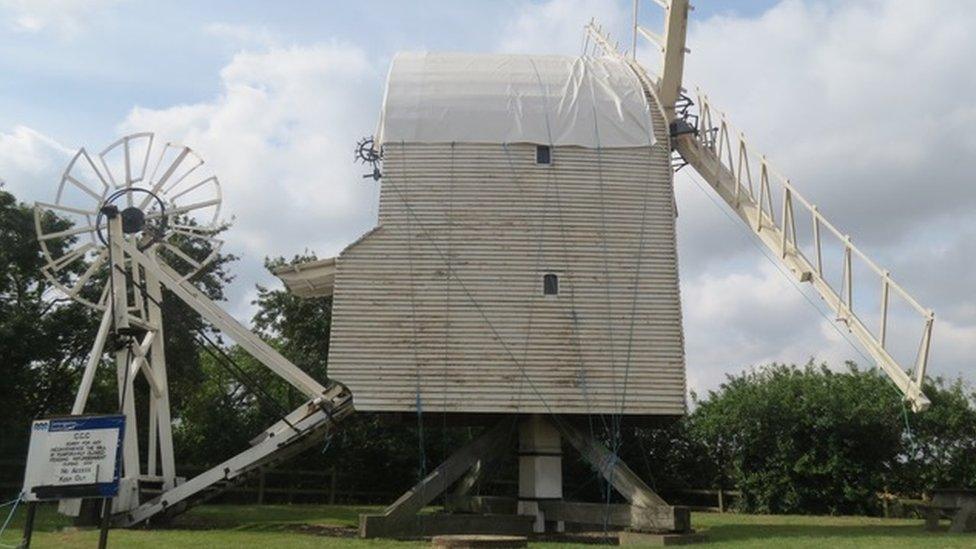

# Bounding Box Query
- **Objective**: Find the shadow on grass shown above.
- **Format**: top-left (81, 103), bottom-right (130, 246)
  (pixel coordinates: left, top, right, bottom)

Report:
top-left (170, 504), bottom-right (379, 530)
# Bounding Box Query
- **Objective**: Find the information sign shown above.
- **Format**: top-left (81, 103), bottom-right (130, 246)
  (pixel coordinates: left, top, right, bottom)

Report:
top-left (21, 415), bottom-right (125, 501)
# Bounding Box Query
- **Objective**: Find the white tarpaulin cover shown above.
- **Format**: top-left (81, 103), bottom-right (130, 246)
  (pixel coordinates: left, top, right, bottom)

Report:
top-left (377, 52), bottom-right (655, 148)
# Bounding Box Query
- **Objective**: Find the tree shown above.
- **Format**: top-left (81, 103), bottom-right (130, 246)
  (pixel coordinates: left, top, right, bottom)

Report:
top-left (0, 188), bottom-right (99, 457)
top-left (690, 362), bottom-right (905, 515)
top-left (0, 184), bottom-right (236, 462)
top-left (891, 377), bottom-right (976, 495)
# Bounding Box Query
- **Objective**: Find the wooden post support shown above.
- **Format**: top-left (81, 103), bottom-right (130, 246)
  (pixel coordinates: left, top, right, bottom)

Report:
top-left (363, 416), bottom-right (695, 538)
top-left (718, 488), bottom-right (724, 513)
top-left (453, 460), bottom-right (483, 500)
top-left (288, 473), bottom-right (295, 504)
top-left (257, 470), bottom-right (266, 505)
top-left (20, 501), bottom-right (38, 549)
top-left (329, 467), bottom-right (337, 505)
top-left (924, 506), bottom-right (940, 532)
top-left (98, 497), bottom-right (111, 549)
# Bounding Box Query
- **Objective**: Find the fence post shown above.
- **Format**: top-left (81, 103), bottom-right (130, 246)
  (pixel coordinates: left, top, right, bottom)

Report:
top-left (329, 467), bottom-right (337, 505)
top-left (718, 488), bottom-right (725, 513)
top-left (288, 470), bottom-right (295, 504)
top-left (257, 470), bottom-right (266, 505)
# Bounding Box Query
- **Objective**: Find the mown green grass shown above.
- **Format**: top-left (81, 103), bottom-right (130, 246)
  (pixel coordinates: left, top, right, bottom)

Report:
top-left (0, 503), bottom-right (970, 548)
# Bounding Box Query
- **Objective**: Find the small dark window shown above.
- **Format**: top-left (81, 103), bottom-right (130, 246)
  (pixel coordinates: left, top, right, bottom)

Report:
top-left (536, 145), bottom-right (551, 164)
top-left (543, 273), bottom-right (559, 296)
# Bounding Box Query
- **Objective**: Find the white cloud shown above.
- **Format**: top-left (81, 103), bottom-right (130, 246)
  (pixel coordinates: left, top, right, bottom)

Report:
top-left (498, 0), bottom-right (629, 55)
top-left (0, 126), bottom-right (72, 199)
top-left (0, 0), bottom-right (121, 37)
top-left (119, 42), bottom-right (382, 316)
top-left (681, 260), bottom-right (854, 392)
top-left (204, 22), bottom-right (276, 49)
top-left (679, 0), bottom-right (976, 248)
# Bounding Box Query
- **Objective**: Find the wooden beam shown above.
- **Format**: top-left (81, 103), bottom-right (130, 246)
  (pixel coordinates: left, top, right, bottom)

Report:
top-left (552, 419), bottom-right (668, 509)
top-left (453, 460), bottom-right (484, 499)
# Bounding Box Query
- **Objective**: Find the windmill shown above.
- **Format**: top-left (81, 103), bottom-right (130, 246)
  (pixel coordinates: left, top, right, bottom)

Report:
top-left (273, 0), bottom-right (935, 540)
top-left (34, 133), bottom-right (352, 525)
top-left (31, 0), bottom-right (936, 541)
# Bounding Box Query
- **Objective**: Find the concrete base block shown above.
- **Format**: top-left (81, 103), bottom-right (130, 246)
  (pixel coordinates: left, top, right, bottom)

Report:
top-left (618, 530), bottom-right (708, 546)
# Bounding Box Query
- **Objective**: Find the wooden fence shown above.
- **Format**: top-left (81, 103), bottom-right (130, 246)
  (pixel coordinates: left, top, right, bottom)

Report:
top-left (2, 459), bottom-right (743, 509)
top-left (666, 488), bottom-right (742, 513)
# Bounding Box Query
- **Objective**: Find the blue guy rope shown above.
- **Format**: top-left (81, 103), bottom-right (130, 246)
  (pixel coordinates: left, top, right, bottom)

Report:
top-left (0, 495), bottom-right (22, 547)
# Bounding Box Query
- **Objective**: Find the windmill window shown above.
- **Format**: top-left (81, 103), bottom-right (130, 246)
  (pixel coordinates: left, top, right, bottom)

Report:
top-left (536, 145), bottom-right (551, 164)
top-left (543, 273), bottom-right (559, 296)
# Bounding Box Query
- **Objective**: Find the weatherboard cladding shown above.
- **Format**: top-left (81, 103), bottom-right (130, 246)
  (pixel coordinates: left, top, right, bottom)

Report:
top-left (327, 55), bottom-right (685, 416)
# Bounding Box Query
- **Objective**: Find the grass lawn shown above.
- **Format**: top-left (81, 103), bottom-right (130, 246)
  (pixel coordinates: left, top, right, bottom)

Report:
top-left (0, 503), bottom-right (971, 548)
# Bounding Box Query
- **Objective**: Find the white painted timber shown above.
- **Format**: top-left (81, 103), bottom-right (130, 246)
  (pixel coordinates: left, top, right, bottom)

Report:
top-left (275, 257), bottom-right (337, 298)
top-left (328, 66), bottom-right (685, 415)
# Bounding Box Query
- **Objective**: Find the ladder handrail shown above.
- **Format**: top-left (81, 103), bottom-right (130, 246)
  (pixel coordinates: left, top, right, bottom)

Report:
top-left (694, 93), bottom-right (932, 315)
top-left (690, 94), bottom-right (936, 410)
top-left (690, 91), bottom-right (935, 367)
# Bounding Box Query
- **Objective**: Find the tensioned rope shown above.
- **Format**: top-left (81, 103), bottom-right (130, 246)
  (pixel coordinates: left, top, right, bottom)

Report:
top-left (401, 141), bottom-right (428, 481)
top-left (525, 58), bottom-right (598, 424)
top-left (439, 142), bottom-right (455, 495)
top-left (525, 63), bottom-right (622, 530)
top-left (384, 161), bottom-right (560, 418)
top-left (389, 141), bottom-right (566, 505)
top-left (0, 496), bottom-right (22, 548)
top-left (584, 95), bottom-right (623, 531)
top-left (501, 143), bottom-right (536, 420)
top-left (386, 60), bottom-right (662, 514)
top-left (586, 67), bottom-right (660, 532)
top-left (386, 145), bottom-right (668, 529)
top-left (526, 57), bottom-right (654, 532)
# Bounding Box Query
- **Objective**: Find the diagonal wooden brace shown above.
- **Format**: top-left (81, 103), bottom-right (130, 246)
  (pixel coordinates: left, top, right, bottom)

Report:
top-left (360, 418), bottom-right (515, 538)
top-left (553, 418), bottom-right (689, 532)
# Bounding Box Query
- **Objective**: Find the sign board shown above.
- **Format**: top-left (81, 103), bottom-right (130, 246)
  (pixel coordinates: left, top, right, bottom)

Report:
top-left (21, 415), bottom-right (125, 502)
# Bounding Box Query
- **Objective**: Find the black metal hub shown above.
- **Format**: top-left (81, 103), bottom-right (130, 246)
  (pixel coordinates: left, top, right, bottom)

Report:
top-left (120, 206), bottom-right (146, 234)
top-left (95, 188), bottom-right (167, 250)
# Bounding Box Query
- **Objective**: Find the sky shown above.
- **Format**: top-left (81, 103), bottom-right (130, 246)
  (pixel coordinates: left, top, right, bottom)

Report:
top-left (0, 0), bottom-right (972, 399)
